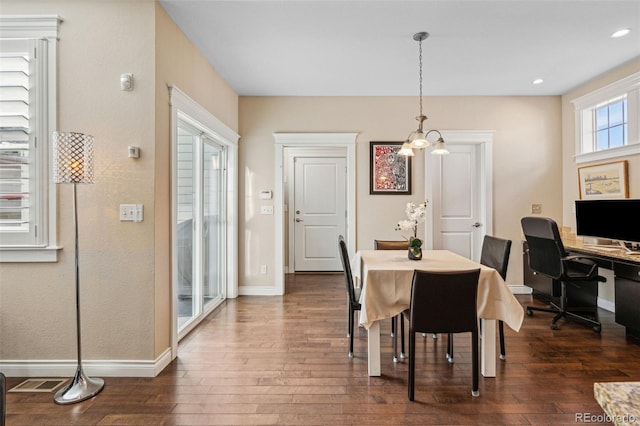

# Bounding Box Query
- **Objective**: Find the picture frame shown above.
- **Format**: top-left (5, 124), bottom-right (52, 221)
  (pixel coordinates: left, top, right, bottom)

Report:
top-left (369, 141), bottom-right (411, 195)
top-left (578, 160), bottom-right (629, 199)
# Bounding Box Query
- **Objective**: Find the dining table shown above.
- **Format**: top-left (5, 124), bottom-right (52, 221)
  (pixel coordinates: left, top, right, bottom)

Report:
top-left (351, 249), bottom-right (525, 377)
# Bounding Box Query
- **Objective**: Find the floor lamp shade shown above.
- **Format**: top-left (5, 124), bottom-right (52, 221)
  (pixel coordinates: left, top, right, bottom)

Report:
top-left (51, 130), bottom-right (103, 404)
top-left (52, 132), bottom-right (94, 184)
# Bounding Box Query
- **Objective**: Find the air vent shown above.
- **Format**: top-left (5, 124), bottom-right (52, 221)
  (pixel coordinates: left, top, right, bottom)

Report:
top-left (9, 378), bottom-right (67, 393)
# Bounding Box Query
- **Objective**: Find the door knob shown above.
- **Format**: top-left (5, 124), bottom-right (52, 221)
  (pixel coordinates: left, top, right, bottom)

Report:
top-left (295, 218), bottom-right (303, 222)
top-left (472, 222), bottom-right (481, 228)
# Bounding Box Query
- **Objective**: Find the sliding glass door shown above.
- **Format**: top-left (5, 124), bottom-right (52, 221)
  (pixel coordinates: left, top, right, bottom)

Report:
top-left (176, 119), bottom-right (226, 338)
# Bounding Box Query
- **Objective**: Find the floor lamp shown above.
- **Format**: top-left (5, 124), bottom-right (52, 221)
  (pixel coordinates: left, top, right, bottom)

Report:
top-left (52, 131), bottom-right (104, 405)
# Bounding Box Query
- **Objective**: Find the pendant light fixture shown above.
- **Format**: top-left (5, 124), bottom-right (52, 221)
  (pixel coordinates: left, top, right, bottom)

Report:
top-left (399, 32), bottom-right (449, 157)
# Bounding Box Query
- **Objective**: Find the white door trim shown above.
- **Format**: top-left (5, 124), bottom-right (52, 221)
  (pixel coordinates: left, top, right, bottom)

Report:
top-left (424, 130), bottom-right (494, 260)
top-left (274, 133), bottom-right (358, 295)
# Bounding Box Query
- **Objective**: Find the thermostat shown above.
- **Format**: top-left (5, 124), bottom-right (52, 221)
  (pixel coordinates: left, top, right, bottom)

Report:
top-left (259, 190), bottom-right (273, 200)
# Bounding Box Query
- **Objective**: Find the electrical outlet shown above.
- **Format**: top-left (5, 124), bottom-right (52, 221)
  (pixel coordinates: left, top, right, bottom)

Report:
top-left (260, 265), bottom-right (268, 274)
top-left (531, 203), bottom-right (542, 214)
top-left (261, 205), bottom-right (274, 215)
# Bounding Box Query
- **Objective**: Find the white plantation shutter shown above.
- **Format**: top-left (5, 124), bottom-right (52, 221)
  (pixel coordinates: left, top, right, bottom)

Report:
top-left (0, 39), bottom-right (33, 239)
top-left (0, 16), bottom-right (60, 261)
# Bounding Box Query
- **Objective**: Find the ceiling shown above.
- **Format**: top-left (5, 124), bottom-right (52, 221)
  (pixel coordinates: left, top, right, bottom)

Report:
top-left (159, 0), bottom-right (640, 97)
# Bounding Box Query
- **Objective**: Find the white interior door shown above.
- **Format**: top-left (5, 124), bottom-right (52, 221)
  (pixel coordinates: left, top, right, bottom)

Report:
top-left (293, 157), bottom-right (346, 271)
top-left (430, 144), bottom-right (484, 260)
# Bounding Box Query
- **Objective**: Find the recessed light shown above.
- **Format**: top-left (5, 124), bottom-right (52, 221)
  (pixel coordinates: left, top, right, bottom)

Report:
top-left (532, 78), bottom-right (544, 85)
top-left (611, 28), bottom-right (631, 38)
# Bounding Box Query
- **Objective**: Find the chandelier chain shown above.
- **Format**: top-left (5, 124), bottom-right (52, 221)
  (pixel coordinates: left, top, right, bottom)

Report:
top-left (418, 38), bottom-right (423, 117)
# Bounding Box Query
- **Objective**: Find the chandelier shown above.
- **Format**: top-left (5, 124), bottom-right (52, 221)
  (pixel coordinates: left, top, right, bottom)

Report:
top-left (399, 32), bottom-right (448, 157)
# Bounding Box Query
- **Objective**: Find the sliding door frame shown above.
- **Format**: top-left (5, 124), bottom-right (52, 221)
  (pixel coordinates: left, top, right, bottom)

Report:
top-left (169, 86), bottom-right (239, 359)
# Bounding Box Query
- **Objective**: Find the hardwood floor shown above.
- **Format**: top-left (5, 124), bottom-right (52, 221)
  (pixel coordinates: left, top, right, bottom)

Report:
top-left (5, 273), bottom-right (640, 425)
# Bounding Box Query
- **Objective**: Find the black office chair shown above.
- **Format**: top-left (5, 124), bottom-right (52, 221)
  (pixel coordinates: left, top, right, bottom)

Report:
top-left (406, 269), bottom-right (481, 400)
top-left (374, 240), bottom-right (409, 362)
top-left (338, 235), bottom-right (361, 358)
top-left (521, 217), bottom-right (605, 332)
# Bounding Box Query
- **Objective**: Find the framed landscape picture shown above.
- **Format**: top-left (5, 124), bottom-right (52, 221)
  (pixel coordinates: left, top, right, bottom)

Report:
top-left (578, 160), bottom-right (629, 199)
top-left (369, 141), bottom-right (411, 195)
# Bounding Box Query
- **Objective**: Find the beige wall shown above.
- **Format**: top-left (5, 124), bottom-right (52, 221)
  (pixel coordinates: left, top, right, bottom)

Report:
top-left (239, 96), bottom-right (562, 287)
top-left (560, 58), bottom-right (640, 305)
top-left (562, 58), bottom-right (640, 227)
top-left (0, 0), bottom-right (239, 366)
top-left (1, 0), bottom-right (157, 361)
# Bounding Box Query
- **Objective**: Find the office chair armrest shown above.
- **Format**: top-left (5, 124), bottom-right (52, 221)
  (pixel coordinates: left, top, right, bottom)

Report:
top-left (561, 254), bottom-right (606, 281)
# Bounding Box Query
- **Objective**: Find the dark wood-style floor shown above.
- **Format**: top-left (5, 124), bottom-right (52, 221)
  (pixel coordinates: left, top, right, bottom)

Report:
top-left (5, 273), bottom-right (640, 425)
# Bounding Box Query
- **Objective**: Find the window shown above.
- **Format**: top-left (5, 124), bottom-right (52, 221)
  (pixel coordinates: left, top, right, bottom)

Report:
top-left (0, 16), bottom-right (61, 261)
top-left (572, 72), bottom-right (640, 164)
top-left (595, 96), bottom-right (627, 150)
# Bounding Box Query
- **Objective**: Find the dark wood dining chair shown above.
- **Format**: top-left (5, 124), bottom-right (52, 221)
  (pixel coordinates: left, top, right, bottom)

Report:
top-left (374, 240), bottom-right (409, 251)
top-left (480, 235), bottom-right (512, 360)
top-left (406, 269), bottom-right (481, 401)
top-left (447, 235), bottom-right (512, 363)
top-left (374, 240), bottom-right (409, 362)
top-left (338, 235), bottom-right (361, 358)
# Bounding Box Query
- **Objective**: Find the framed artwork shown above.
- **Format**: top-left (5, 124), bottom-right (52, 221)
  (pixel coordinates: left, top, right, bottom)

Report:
top-left (369, 141), bottom-right (411, 195)
top-left (578, 160), bottom-right (629, 199)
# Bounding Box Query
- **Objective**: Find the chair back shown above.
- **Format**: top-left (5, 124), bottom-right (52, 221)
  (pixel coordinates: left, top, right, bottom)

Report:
top-left (408, 269), bottom-right (481, 334)
top-left (479, 235), bottom-right (512, 280)
top-left (374, 240), bottom-right (409, 250)
top-left (338, 235), bottom-right (357, 306)
top-left (521, 216), bottom-right (566, 280)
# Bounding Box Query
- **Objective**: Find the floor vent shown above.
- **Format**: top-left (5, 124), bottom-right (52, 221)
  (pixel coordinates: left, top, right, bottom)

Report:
top-left (9, 378), bottom-right (68, 393)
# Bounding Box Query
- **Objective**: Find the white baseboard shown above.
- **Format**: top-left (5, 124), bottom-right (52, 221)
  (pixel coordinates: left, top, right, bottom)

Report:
top-left (520, 285), bottom-right (615, 313)
top-left (238, 285), bottom-right (283, 296)
top-left (597, 297), bottom-right (615, 313)
top-left (509, 285), bottom-right (532, 294)
top-left (0, 348), bottom-right (172, 378)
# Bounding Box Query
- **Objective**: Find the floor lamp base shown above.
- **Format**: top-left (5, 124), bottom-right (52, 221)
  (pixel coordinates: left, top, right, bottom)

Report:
top-left (54, 367), bottom-right (104, 405)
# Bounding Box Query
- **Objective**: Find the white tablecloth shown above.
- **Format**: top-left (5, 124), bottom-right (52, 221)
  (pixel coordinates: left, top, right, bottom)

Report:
top-left (351, 249), bottom-right (525, 376)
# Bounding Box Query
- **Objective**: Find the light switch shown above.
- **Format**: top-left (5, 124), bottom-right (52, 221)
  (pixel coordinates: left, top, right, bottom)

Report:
top-left (120, 204), bottom-right (143, 222)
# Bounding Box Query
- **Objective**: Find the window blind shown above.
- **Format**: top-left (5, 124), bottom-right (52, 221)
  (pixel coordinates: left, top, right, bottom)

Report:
top-left (0, 39), bottom-right (32, 235)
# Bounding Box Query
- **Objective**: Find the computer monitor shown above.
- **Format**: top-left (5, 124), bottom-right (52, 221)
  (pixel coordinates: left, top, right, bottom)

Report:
top-left (575, 199), bottom-right (640, 246)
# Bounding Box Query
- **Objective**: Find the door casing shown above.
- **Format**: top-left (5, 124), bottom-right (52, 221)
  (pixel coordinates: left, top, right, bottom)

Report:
top-left (274, 133), bottom-right (358, 295)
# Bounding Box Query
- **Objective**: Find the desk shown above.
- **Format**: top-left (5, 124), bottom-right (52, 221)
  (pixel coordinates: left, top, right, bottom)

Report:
top-left (351, 249), bottom-right (524, 377)
top-left (524, 235), bottom-right (640, 338)
top-left (564, 241), bottom-right (640, 338)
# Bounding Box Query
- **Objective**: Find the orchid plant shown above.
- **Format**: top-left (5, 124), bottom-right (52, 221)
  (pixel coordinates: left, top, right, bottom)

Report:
top-left (395, 201), bottom-right (428, 256)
